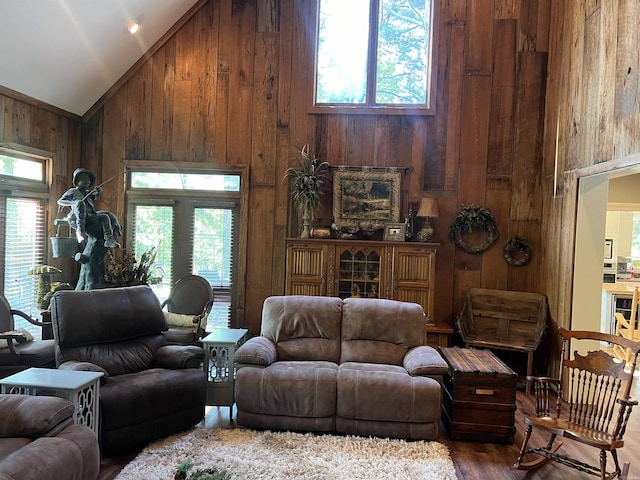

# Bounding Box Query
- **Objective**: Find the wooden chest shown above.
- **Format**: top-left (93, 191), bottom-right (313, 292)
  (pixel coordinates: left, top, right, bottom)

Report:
top-left (439, 346), bottom-right (517, 444)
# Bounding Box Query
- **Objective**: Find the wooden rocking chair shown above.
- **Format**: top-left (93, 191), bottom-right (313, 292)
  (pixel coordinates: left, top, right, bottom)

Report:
top-left (613, 286), bottom-right (639, 364)
top-left (514, 327), bottom-right (640, 480)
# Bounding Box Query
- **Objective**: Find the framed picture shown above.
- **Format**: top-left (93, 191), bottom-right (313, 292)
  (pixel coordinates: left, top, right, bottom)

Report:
top-left (332, 170), bottom-right (401, 228)
top-left (383, 223), bottom-right (406, 242)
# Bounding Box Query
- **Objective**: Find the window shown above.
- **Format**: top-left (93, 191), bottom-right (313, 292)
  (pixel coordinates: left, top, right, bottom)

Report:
top-left (126, 169), bottom-right (241, 329)
top-left (0, 150), bottom-right (48, 338)
top-left (314, 0), bottom-right (435, 114)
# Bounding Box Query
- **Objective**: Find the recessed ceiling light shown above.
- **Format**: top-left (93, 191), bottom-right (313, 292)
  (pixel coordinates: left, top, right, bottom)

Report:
top-left (126, 21), bottom-right (140, 34)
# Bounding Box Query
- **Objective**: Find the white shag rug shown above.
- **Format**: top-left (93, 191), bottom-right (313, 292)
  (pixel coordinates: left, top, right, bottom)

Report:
top-left (116, 428), bottom-right (458, 479)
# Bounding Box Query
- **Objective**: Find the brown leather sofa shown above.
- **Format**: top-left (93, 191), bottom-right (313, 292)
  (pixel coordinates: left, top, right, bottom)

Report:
top-left (0, 394), bottom-right (100, 480)
top-left (234, 296), bottom-right (448, 440)
top-left (50, 285), bottom-right (206, 456)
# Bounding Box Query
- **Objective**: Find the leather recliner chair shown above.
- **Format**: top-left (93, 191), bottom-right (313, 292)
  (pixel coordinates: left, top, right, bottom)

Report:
top-left (50, 285), bottom-right (206, 456)
top-left (0, 394), bottom-right (100, 479)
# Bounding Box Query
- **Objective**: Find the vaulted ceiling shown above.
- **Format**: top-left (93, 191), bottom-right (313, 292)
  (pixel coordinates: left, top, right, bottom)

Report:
top-left (0, 0), bottom-right (199, 116)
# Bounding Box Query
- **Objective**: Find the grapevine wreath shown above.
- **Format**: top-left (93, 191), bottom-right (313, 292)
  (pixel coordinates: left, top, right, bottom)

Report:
top-left (448, 204), bottom-right (499, 254)
top-left (503, 235), bottom-right (532, 267)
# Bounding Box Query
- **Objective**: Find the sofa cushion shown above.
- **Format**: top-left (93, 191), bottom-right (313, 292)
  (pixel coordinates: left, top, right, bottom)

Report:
top-left (341, 298), bottom-right (426, 365)
top-left (235, 361), bottom-right (337, 418)
top-left (261, 296), bottom-right (342, 363)
top-left (0, 395), bottom-right (74, 438)
top-left (99, 368), bottom-right (205, 432)
top-left (336, 362), bottom-right (441, 423)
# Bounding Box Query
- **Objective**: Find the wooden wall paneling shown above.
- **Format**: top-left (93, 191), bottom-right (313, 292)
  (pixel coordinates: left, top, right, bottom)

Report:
top-left (189, 7), bottom-right (211, 163)
top-left (511, 51), bottom-right (546, 221)
top-left (125, 63), bottom-right (152, 159)
top-left (487, 19), bottom-right (516, 176)
top-left (535, 0), bottom-right (551, 53)
top-left (409, 118), bottom-right (427, 200)
top-left (149, 41), bottom-right (173, 160)
top-left (8, 98), bottom-right (31, 145)
top-left (443, 23), bottom-right (465, 192)
top-left (0, 96), bottom-right (5, 139)
top-left (244, 186), bottom-right (275, 333)
top-left (613, 0), bottom-right (640, 159)
top-left (506, 218), bottom-right (540, 292)
top-left (257, 0), bottom-right (279, 33)
top-left (276, 0), bottom-right (293, 129)
top-left (464, 0), bottom-right (494, 75)
top-left (345, 116), bottom-right (376, 166)
top-left (482, 175), bottom-right (510, 290)
top-left (100, 89), bottom-right (127, 233)
top-left (518, 0), bottom-right (540, 52)
top-left (373, 116), bottom-right (390, 168)
top-left (561, 2), bottom-right (585, 171)
top-left (325, 115), bottom-right (348, 166)
top-left (203, 2), bottom-right (220, 163)
top-left (225, 1), bottom-right (256, 166)
top-left (432, 192), bottom-right (457, 324)
top-left (30, 109), bottom-right (58, 153)
top-left (457, 75), bottom-right (491, 205)
top-left (272, 126), bottom-right (290, 293)
top-left (580, 6), bottom-right (616, 166)
top-left (81, 110), bottom-right (103, 178)
top-left (495, 0), bottom-right (520, 20)
top-left (172, 15), bottom-right (196, 162)
top-left (446, 0), bottom-right (467, 22)
top-left (287, 0), bottom-right (315, 150)
top-left (250, 32), bottom-right (279, 186)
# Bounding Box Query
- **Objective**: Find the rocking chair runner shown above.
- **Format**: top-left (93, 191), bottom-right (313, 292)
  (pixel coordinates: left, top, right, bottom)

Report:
top-left (514, 327), bottom-right (640, 480)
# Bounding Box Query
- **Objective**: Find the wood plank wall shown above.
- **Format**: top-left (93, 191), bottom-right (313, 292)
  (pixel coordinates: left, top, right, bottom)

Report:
top-left (0, 86), bottom-right (82, 280)
top-left (77, 0), bottom-right (554, 336)
top-left (539, 0), bottom-right (640, 374)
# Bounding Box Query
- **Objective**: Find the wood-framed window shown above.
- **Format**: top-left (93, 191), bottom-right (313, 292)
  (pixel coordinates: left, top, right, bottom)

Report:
top-left (312, 0), bottom-right (437, 115)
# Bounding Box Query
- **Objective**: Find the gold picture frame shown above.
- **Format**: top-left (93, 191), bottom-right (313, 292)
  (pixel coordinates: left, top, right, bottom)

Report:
top-left (383, 223), bottom-right (406, 242)
top-left (332, 170), bottom-right (401, 228)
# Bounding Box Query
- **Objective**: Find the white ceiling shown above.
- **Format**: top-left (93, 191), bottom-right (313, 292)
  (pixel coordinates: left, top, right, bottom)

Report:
top-left (0, 0), bottom-right (199, 116)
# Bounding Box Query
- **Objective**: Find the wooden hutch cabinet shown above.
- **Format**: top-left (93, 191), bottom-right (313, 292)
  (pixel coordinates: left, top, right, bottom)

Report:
top-left (285, 238), bottom-right (437, 322)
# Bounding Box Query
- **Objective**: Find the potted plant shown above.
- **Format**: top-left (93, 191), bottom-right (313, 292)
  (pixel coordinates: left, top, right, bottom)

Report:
top-left (283, 144), bottom-right (330, 238)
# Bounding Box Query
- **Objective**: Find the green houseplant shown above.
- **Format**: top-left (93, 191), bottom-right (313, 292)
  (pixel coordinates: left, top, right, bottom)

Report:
top-left (283, 144), bottom-right (330, 238)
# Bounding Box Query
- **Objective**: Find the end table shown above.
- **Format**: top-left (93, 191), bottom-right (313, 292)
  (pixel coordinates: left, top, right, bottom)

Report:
top-left (202, 328), bottom-right (248, 419)
top-left (0, 367), bottom-right (103, 436)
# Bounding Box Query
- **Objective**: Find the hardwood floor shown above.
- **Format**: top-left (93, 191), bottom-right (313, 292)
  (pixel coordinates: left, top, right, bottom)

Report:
top-left (98, 376), bottom-right (640, 480)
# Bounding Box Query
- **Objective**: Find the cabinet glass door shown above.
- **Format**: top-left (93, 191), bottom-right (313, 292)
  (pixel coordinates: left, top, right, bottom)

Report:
top-left (337, 247), bottom-right (381, 299)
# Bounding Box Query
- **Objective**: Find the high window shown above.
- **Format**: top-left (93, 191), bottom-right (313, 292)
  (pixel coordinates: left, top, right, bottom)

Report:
top-left (126, 169), bottom-right (241, 329)
top-left (0, 149), bottom-right (48, 338)
top-left (314, 0), bottom-right (436, 114)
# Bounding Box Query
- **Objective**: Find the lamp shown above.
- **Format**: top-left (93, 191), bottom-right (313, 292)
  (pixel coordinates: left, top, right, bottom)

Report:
top-left (415, 197), bottom-right (438, 242)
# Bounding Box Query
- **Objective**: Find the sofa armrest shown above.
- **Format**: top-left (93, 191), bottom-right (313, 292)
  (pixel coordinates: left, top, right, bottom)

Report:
top-left (153, 345), bottom-right (204, 369)
top-left (0, 395), bottom-right (74, 438)
top-left (234, 336), bottom-right (277, 367)
top-left (58, 360), bottom-right (109, 385)
top-left (403, 346), bottom-right (449, 376)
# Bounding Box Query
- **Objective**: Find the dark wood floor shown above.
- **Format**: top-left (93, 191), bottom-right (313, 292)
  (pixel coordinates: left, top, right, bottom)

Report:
top-left (99, 375), bottom-right (640, 480)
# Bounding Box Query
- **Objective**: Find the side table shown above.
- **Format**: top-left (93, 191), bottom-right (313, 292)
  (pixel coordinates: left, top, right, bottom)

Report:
top-left (202, 328), bottom-right (248, 419)
top-left (0, 367), bottom-right (103, 436)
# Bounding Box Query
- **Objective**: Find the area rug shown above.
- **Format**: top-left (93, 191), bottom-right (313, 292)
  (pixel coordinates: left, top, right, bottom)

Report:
top-left (116, 428), bottom-right (458, 479)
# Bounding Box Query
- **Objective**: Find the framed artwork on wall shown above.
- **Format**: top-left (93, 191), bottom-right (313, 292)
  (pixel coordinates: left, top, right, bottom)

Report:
top-left (332, 170), bottom-right (401, 228)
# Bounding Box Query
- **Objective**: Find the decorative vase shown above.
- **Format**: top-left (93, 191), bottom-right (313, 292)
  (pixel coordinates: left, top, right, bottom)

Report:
top-left (300, 209), bottom-right (311, 238)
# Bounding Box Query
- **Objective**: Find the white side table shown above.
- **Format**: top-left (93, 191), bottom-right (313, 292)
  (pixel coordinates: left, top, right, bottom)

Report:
top-left (202, 328), bottom-right (248, 418)
top-left (0, 368), bottom-right (103, 436)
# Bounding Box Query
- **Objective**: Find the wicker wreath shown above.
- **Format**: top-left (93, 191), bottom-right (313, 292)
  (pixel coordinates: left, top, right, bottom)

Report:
top-left (503, 235), bottom-right (532, 267)
top-left (448, 204), bottom-right (499, 254)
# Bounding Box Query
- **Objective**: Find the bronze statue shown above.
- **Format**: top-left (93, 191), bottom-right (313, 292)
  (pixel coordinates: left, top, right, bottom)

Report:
top-left (57, 168), bottom-right (121, 290)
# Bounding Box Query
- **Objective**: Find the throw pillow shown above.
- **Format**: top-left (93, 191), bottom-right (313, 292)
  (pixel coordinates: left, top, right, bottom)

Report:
top-left (164, 312), bottom-right (197, 327)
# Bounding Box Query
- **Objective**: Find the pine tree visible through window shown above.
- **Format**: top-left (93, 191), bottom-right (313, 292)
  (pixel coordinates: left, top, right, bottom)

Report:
top-left (127, 170), bottom-right (240, 329)
top-left (315, 0), bottom-right (435, 110)
top-left (0, 152), bottom-right (47, 338)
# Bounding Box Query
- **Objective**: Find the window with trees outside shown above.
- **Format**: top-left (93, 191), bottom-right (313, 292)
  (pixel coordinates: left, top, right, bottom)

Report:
top-left (0, 149), bottom-right (48, 339)
top-left (314, 0), bottom-right (436, 114)
top-left (126, 169), bottom-right (241, 329)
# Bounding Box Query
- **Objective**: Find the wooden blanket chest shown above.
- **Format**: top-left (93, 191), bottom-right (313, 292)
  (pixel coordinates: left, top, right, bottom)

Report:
top-left (438, 346), bottom-right (517, 444)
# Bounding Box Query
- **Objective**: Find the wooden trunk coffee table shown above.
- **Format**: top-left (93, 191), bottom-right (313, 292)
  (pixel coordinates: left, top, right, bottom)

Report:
top-left (438, 346), bottom-right (517, 444)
